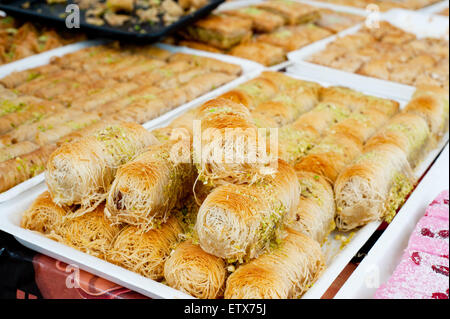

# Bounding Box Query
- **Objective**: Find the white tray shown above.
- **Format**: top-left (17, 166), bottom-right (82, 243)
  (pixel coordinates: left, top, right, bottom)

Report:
top-left (0, 70), bottom-right (447, 299)
top-left (335, 143), bottom-right (449, 299)
top-left (419, 0), bottom-right (449, 14)
top-left (287, 9), bottom-right (449, 101)
top-left (0, 42), bottom-right (262, 203)
top-left (175, 0), bottom-right (369, 71)
top-left (282, 73), bottom-right (449, 299)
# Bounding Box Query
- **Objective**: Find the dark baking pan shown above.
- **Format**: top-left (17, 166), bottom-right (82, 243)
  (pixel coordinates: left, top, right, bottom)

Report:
top-left (0, 0), bottom-right (224, 42)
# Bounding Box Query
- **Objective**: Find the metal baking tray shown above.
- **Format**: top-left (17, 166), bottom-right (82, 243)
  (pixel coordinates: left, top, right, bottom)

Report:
top-left (0, 0), bottom-right (225, 42)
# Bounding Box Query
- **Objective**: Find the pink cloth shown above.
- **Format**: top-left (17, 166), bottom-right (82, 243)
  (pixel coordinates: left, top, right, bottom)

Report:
top-left (375, 191), bottom-right (449, 299)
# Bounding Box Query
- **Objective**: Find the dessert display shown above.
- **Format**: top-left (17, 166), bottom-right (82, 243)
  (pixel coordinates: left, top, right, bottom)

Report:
top-left (308, 21), bottom-right (449, 89)
top-left (0, 0), bottom-right (448, 301)
top-left (335, 86), bottom-right (448, 230)
top-left (0, 43), bottom-right (241, 193)
top-left (19, 71), bottom-right (449, 298)
top-left (174, 0), bottom-right (364, 65)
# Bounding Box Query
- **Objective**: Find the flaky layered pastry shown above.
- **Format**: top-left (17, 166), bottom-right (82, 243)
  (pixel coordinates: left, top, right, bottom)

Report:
top-left (404, 86), bottom-right (449, 139)
top-left (106, 139), bottom-right (195, 232)
top-left (286, 171), bottom-right (336, 244)
top-left (366, 113), bottom-right (431, 168)
top-left (164, 241), bottom-right (227, 299)
top-left (195, 160), bottom-right (299, 263)
top-left (278, 100), bottom-right (352, 165)
top-left (335, 144), bottom-right (414, 231)
top-left (255, 0), bottom-right (320, 25)
top-left (21, 191), bottom-right (66, 235)
top-left (184, 14), bottom-right (253, 50)
top-left (56, 204), bottom-right (121, 259)
top-left (0, 144), bottom-right (56, 193)
top-left (225, 7), bottom-right (285, 33)
top-left (230, 42), bottom-right (286, 66)
top-left (224, 228), bottom-right (325, 299)
top-left (107, 216), bottom-right (182, 280)
top-left (46, 123), bottom-right (158, 214)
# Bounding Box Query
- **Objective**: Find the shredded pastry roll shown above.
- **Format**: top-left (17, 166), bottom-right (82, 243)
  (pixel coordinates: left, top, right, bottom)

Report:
top-left (404, 86), bottom-right (449, 139)
top-left (321, 86), bottom-right (400, 116)
top-left (335, 144), bottom-right (414, 231)
top-left (164, 241), bottom-right (227, 299)
top-left (286, 171), bottom-right (335, 244)
top-left (195, 97), bottom-right (277, 185)
top-left (46, 123), bottom-right (158, 214)
top-left (21, 191), bottom-right (66, 235)
top-left (106, 139), bottom-right (195, 232)
top-left (195, 160), bottom-right (300, 263)
top-left (224, 228), bottom-right (325, 299)
top-left (278, 100), bottom-right (352, 165)
top-left (107, 216), bottom-right (182, 280)
top-left (58, 204), bottom-right (121, 259)
top-left (366, 113), bottom-right (431, 168)
top-left (295, 131), bottom-right (363, 183)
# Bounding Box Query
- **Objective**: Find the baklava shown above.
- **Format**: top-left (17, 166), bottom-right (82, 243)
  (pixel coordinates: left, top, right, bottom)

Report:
top-left (183, 14), bottom-right (253, 50)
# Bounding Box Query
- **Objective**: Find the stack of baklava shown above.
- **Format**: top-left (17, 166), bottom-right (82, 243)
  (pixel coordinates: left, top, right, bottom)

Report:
top-left (172, 0), bottom-right (363, 66)
top-left (21, 70), bottom-right (448, 299)
top-left (309, 21), bottom-right (449, 89)
top-left (0, 16), bottom-right (85, 66)
top-left (0, 43), bottom-right (241, 193)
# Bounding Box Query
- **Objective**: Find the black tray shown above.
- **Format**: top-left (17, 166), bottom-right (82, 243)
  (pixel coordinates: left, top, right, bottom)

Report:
top-left (0, 0), bottom-right (224, 42)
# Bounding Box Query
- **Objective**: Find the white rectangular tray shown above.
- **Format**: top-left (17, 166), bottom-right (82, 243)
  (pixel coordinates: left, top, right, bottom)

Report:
top-left (335, 143), bottom-right (449, 299)
top-left (0, 41), bottom-right (263, 204)
top-left (176, 0), bottom-right (369, 71)
top-left (0, 69), bottom-right (447, 299)
top-left (287, 9), bottom-right (449, 101)
top-left (282, 72), bottom-right (448, 299)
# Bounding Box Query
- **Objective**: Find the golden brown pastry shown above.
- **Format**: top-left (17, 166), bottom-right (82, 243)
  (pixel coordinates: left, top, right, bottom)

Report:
top-left (107, 216), bottom-right (182, 280)
top-left (183, 14), bottom-right (253, 50)
top-left (106, 139), bottom-right (195, 232)
top-left (45, 123), bottom-right (158, 214)
top-left (195, 160), bottom-right (300, 263)
top-left (224, 228), bottom-right (325, 299)
top-left (164, 241), bottom-right (227, 299)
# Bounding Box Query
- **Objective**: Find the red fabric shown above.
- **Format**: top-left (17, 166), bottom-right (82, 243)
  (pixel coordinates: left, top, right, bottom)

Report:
top-left (31, 254), bottom-right (149, 299)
